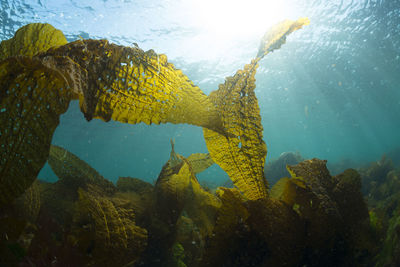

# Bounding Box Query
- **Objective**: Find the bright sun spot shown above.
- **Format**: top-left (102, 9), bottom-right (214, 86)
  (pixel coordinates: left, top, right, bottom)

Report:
top-left (189, 0), bottom-right (292, 39)
top-left (164, 0), bottom-right (299, 62)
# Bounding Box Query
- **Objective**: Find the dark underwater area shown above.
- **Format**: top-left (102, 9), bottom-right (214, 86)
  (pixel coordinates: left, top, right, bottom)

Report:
top-left (2, 143), bottom-right (400, 266)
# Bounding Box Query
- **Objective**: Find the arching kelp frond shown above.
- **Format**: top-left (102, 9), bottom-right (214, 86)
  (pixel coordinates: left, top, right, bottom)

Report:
top-left (0, 18), bottom-right (309, 206)
top-left (43, 39), bottom-right (224, 133)
top-left (0, 22), bottom-right (223, 205)
top-left (203, 18), bottom-right (310, 201)
top-left (203, 60), bottom-right (268, 200)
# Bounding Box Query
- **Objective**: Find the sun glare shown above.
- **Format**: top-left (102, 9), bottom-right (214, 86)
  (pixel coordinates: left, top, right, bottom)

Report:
top-left (190, 0), bottom-right (291, 39)
top-left (162, 0), bottom-right (299, 62)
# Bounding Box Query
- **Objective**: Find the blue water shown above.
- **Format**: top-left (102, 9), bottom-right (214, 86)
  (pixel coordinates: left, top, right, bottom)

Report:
top-left (1, 0), bottom-right (399, 184)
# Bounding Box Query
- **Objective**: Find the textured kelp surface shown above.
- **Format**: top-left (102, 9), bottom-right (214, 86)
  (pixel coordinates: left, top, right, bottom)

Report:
top-left (74, 185), bottom-right (148, 266)
top-left (204, 18), bottom-right (310, 201)
top-left (44, 39), bottom-right (224, 131)
top-left (203, 61), bottom-right (269, 201)
top-left (0, 57), bottom-right (72, 206)
top-left (186, 153), bottom-right (214, 174)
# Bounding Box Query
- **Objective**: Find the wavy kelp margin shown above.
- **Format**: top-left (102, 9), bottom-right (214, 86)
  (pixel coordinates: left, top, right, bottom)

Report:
top-left (0, 19), bottom-right (309, 205)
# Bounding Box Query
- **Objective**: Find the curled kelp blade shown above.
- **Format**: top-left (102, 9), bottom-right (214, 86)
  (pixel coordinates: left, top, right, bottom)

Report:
top-left (48, 145), bottom-right (116, 195)
top-left (42, 39), bottom-right (225, 133)
top-left (203, 18), bottom-right (309, 201)
top-left (0, 23), bottom-right (67, 60)
top-left (0, 57), bottom-right (72, 206)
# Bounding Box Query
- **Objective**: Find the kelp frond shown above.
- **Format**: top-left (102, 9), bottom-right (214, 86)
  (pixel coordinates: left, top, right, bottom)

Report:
top-left (0, 57), bottom-right (72, 206)
top-left (48, 145), bottom-right (116, 194)
top-left (0, 18), bottom-right (309, 205)
top-left (204, 18), bottom-right (309, 200)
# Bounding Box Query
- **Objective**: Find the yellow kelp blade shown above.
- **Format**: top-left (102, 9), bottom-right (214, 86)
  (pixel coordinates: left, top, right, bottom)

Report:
top-left (44, 39), bottom-right (224, 133)
top-left (203, 60), bottom-right (268, 200)
top-left (186, 153), bottom-right (214, 174)
top-left (257, 17), bottom-right (310, 59)
top-left (203, 18), bottom-right (309, 200)
top-left (0, 23), bottom-right (67, 60)
top-left (0, 57), bottom-right (72, 206)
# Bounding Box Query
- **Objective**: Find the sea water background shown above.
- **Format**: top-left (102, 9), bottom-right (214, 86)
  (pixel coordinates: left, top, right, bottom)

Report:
top-left (1, 0), bottom-right (399, 184)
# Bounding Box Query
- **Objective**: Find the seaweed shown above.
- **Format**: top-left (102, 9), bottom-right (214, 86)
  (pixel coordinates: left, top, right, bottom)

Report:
top-left (0, 24), bottom-right (71, 206)
top-left (48, 145), bottom-right (116, 196)
top-left (0, 18), bottom-right (329, 266)
top-left (271, 159), bottom-right (375, 265)
top-left (264, 151), bottom-right (304, 185)
top-left (154, 141), bottom-right (220, 229)
top-left (142, 142), bottom-right (221, 266)
top-left (0, 57), bottom-right (73, 206)
top-left (72, 185), bottom-right (148, 267)
top-left (376, 210), bottom-right (400, 266)
top-left (0, 23), bottom-right (67, 60)
top-left (203, 18), bottom-right (309, 200)
top-left (359, 156), bottom-right (400, 265)
top-left (0, 181), bottom-right (42, 266)
top-left (201, 187), bottom-right (305, 266)
top-left (0, 18), bottom-right (309, 205)
top-left (186, 153), bottom-right (214, 174)
top-left (200, 187), bottom-right (249, 266)
top-left (116, 176), bottom-right (154, 194)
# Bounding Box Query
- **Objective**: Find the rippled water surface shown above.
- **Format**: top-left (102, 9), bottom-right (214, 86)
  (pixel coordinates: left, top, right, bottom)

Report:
top-left (1, 0), bottom-right (399, 183)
